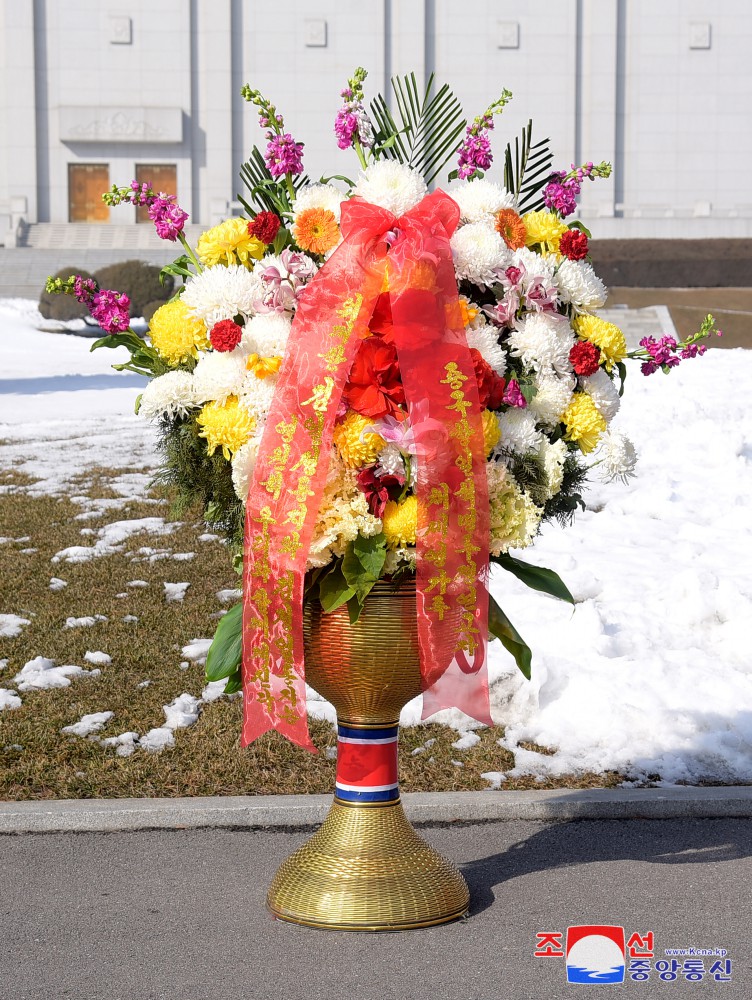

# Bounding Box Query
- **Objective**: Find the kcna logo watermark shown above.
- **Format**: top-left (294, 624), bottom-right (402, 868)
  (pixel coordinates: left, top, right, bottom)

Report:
top-left (535, 925), bottom-right (732, 985)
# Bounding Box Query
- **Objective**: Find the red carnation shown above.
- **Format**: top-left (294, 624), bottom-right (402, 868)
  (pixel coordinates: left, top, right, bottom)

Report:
top-left (344, 337), bottom-right (406, 420)
top-left (210, 319), bottom-right (243, 353)
top-left (356, 467), bottom-right (404, 518)
top-left (368, 292), bottom-right (394, 342)
top-left (569, 339), bottom-right (601, 376)
top-left (470, 349), bottom-right (506, 410)
top-left (247, 211), bottom-right (281, 245)
top-left (559, 229), bottom-right (589, 261)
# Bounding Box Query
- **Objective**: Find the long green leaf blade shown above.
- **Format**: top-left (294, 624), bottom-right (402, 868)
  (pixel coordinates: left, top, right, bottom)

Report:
top-left (493, 554), bottom-right (574, 604)
top-left (205, 603), bottom-right (243, 681)
top-left (488, 594), bottom-right (532, 679)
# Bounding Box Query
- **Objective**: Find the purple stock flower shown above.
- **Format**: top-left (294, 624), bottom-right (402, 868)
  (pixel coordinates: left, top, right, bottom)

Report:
top-left (503, 379), bottom-right (527, 408)
top-left (543, 180), bottom-right (579, 217)
top-left (90, 289), bottom-right (131, 334)
top-left (148, 196), bottom-right (189, 241)
top-left (73, 276), bottom-right (97, 305)
top-left (334, 108), bottom-right (359, 150)
top-left (265, 133), bottom-right (304, 178)
top-left (457, 130), bottom-right (494, 180)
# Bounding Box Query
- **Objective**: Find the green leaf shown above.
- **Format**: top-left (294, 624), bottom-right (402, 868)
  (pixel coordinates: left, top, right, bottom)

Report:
top-left (616, 361), bottom-right (627, 397)
top-left (223, 669), bottom-right (242, 695)
top-left (89, 331), bottom-right (142, 353)
top-left (503, 120), bottom-right (554, 214)
top-left (347, 595), bottom-right (363, 625)
top-left (568, 219), bottom-right (592, 238)
top-left (319, 564), bottom-right (356, 612)
top-left (488, 594), bottom-right (532, 679)
top-left (492, 553), bottom-right (575, 604)
top-left (318, 172), bottom-right (356, 188)
top-left (342, 533), bottom-right (387, 603)
top-left (369, 73), bottom-right (466, 184)
top-left (205, 602), bottom-right (242, 682)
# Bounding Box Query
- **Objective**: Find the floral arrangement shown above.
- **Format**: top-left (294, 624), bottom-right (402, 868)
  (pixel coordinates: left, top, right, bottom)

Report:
top-left (46, 70), bottom-right (718, 711)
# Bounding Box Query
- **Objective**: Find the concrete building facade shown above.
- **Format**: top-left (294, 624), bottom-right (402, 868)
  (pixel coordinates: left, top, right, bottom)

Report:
top-left (1, 0), bottom-right (751, 244)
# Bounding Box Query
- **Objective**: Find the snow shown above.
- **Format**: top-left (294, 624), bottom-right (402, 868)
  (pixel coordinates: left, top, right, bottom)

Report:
top-left (2, 299), bottom-right (751, 784)
top-left (163, 693), bottom-right (201, 729)
top-left (84, 651), bottom-right (112, 667)
top-left (201, 680), bottom-right (228, 702)
top-left (122, 614), bottom-right (138, 623)
top-left (13, 656), bottom-right (100, 692)
top-left (64, 615), bottom-right (107, 628)
top-left (0, 689), bottom-right (22, 711)
top-left (51, 518), bottom-right (180, 564)
top-left (0, 614), bottom-right (30, 638)
top-left (216, 588), bottom-right (242, 604)
top-left (48, 577), bottom-right (68, 591)
top-left (127, 580), bottom-right (149, 588)
top-left (164, 582), bottom-right (190, 603)
top-left (100, 731), bottom-right (139, 757)
top-left (139, 728), bottom-right (175, 753)
top-left (62, 711), bottom-right (114, 738)
top-left (452, 732), bottom-right (481, 751)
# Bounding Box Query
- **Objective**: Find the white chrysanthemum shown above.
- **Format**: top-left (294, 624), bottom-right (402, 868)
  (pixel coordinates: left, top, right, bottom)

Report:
top-left (448, 179), bottom-right (515, 224)
top-left (512, 246), bottom-right (557, 285)
top-left (192, 349), bottom-right (247, 404)
top-left (308, 461), bottom-right (381, 570)
top-left (243, 312), bottom-right (292, 356)
top-left (487, 462), bottom-right (543, 555)
top-left (383, 547), bottom-right (417, 575)
top-left (181, 264), bottom-right (261, 326)
top-left (537, 437), bottom-right (568, 497)
top-left (292, 183), bottom-right (345, 223)
top-left (231, 435), bottom-right (261, 501)
top-left (581, 367), bottom-right (620, 422)
top-left (352, 161), bottom-right (428, 217)
top-left (138, 371), bottom-right (199, 421)
top-left (238, 374), bottom-right (277, 423)
top-left (555, 258), bottom-right (607, 312)
top-left (529, 373), bottom-right (575, 427)
top-left (494, 409), bottom-right (543, 457)
top-left (465, 323), bottom-right (507, 376)
top-left (451, 223), bottom-right (510, 285)
top-left (376, 443), bottom-right (406, 479)
top-left (508, 313), bottom-right (575, 377)
top-left (595, 429), bottom-right (638, 483)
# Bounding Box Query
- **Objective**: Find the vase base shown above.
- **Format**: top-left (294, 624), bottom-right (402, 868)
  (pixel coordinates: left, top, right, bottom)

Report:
top-left (266, 798), bottom-right (470, 931)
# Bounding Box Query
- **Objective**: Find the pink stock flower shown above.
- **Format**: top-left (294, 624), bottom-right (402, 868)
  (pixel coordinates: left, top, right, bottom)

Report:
top-left (148, 197), bottom-right (189, 241)
top-left (502, 379), bottom-right (527, 408)
top-left (265, 133), bottom-right (304, 178)
top-left (73, 276), bottom-right (97, 305)
top-left (90, 289), bottom-right (131, 334)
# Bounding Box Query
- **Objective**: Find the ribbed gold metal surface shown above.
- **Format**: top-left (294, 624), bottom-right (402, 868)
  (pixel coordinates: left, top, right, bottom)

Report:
top-left (302, 579), bottom-right (422, 724)
top-left (267, 800), bottom-right (469, 930)
top-left (266, 578), bottom-right (470, 931)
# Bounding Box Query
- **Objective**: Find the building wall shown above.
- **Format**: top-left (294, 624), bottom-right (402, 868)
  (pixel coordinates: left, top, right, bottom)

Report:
top-left (1, 0), bottom-right (751, 237)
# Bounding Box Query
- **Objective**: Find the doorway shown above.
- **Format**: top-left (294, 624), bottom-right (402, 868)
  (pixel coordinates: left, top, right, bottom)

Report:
top-left (135, 164), bottom-right (178, 222)
top-left (68, 164), bottom-right (110, 222)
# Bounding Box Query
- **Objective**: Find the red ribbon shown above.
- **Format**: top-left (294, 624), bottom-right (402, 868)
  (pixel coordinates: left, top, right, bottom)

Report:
top-left (242, 190), bottom-right (491, 750)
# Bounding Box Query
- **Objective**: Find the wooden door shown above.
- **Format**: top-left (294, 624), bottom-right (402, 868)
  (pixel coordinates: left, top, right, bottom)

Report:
top-left (135, 164), bottom-right (177, 222)
top-left (68, 164), bottom-right (110, 222)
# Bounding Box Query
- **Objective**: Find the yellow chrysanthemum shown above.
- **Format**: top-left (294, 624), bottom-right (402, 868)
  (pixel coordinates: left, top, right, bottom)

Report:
top-left (382, 495), bottom-right (418, 549)
top-left (293, 208), bottom-right (340, 255)
top-left (196, 218), bottom-right (265, 267)
top-left (197, 395), bottom-right (255, 461)
top-left (481, 409), bottom-right (500, 456)
top-left (573, 314), bottom-right (627, 371)
top-left (149, 299), bottom-right (210, 365)
top-left (522, 210), bottom-right (568, 253)
top-left (561, 392), bottom-right (607, 454)
top-left (246, 353), bottom-right (282, 379)
top-left (332, 411), bottom-right (385, 469)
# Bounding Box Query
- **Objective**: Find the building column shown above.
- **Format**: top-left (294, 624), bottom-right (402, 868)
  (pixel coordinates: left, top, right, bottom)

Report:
top-left (1, 0), bottom-right (38, 222)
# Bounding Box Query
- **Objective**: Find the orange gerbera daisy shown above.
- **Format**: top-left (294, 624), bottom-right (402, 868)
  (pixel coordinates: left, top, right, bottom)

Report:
top-left (495, 208), bottom-right (527, 250)
top-left (293, 208), bottom-right (340, 255)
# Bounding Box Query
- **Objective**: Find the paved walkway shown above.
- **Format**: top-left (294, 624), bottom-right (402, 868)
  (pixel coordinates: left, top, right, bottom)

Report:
top-left (1, 818), bottom-right (749, 999)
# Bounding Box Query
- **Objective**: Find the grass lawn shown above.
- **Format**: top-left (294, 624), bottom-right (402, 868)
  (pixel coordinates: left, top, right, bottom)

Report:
top-left (0, 465), bottom-right (623, 800)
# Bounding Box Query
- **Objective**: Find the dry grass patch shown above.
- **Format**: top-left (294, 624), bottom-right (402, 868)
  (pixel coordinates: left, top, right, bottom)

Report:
top-left (0, 468), bottom-right (624, 799)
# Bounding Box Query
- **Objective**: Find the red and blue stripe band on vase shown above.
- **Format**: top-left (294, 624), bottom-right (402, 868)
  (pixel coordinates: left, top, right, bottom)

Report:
top-left (334, 723), bottom-right (400, 804)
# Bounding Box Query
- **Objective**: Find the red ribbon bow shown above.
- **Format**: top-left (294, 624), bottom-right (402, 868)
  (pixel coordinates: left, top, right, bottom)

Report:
top-left (242, 190), bottom-right (492, 750)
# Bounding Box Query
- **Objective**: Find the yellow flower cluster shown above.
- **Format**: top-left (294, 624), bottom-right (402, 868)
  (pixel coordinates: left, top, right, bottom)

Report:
top-left (561, 393), bottom-right (607, 454)
top-left (382, 495), bottom-right (418, 549)
top-left (308, 460), bottom-right (382, 568)
top-left (197, 395), bottom-right (255, 460)
top-left (332, 411), bottom-right (385, 468)
top-left (149, 300), bottom-right (210, 365)
top-left (573, 315), bottom-right (627, 371)
top-left (522, 211), bottom-right (568, 253)
top-left (487, 464), bottom-right (543, 555)
top-left (482, 409), bottom-right (500, 456)
top-left (196, 218), bottom-right (265, 267)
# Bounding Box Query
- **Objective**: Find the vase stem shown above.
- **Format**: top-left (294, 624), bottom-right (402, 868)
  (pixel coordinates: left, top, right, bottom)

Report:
top-left (335, 721), bottom-right (400, 805)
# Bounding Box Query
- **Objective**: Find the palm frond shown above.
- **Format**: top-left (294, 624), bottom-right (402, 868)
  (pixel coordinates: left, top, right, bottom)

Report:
top-left (237, 146), bottom-right (309, 216)
top-left (503, 120), bottom-right (554, 213)
top-left (369, 73), bottom-right (466, 184)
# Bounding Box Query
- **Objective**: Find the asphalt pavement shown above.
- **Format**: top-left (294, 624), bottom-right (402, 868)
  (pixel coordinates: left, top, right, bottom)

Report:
top-left (1, 817), bottom-right (750, 1000)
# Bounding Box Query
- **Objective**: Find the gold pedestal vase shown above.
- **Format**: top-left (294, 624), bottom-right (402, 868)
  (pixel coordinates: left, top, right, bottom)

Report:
top-left (266, 579), bottom-right (470, 930)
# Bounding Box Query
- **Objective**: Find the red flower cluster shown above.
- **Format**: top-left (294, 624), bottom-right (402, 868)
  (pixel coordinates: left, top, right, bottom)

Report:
top-left (210, 319), bottom-right (243, 352)
top-left (569, 340), bottom-right (601, 376)
top-left (470, 349), bottom-right (506, 409)
top-left (356, 468), bottom-right (403, 517)
top-left (559, 229), bottom-right (589, 261)
top-left (344, 337), bottom-right (405, 420)
top-left (247, 211), bottom-right (281, 244)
